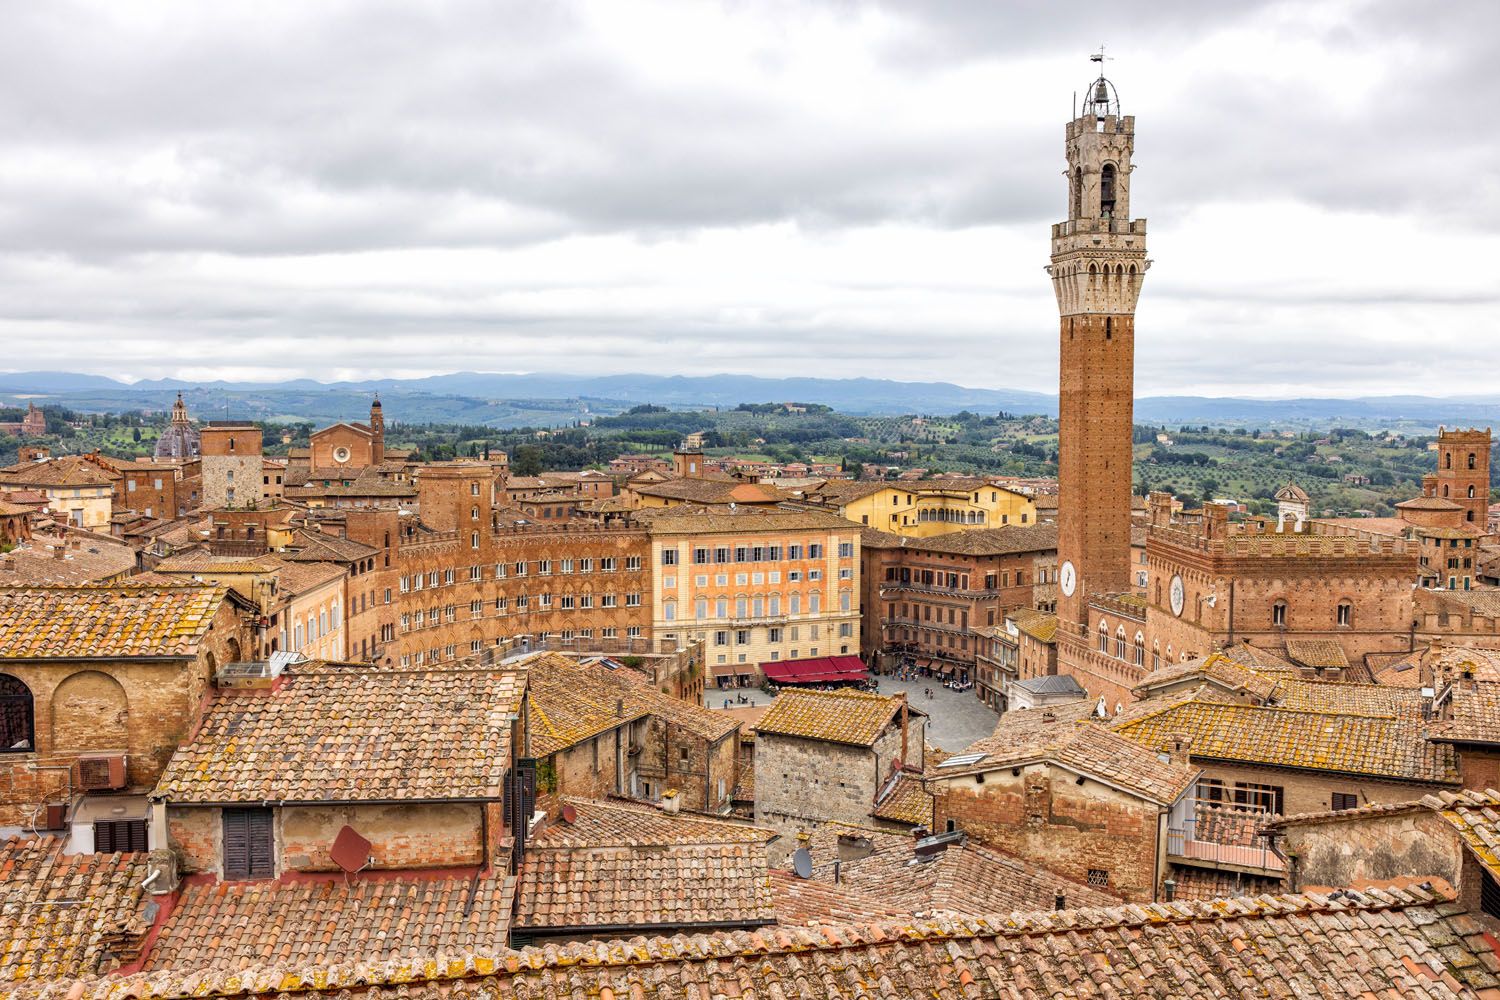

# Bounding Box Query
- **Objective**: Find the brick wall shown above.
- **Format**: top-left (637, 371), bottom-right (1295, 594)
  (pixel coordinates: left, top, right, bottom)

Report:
top-left (931, 763), bottom-right (1161, 902)
top-left (0, 598), bottom-right (249, 825)
top-left (279, 802), bottom-right (484, 871)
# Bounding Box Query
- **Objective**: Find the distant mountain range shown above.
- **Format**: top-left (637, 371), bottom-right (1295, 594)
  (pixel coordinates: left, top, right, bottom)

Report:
top-left (0, 370), bottom-right (1495, 430)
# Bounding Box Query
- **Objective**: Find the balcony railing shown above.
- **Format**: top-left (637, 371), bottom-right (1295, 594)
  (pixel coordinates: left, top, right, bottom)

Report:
top-left (1166, 802), bottom-right (1285, 874)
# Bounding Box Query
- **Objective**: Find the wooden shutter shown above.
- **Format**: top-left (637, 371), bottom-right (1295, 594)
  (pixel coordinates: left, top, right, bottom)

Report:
top-left (223, 808), bottom-right (274, 879)
top-left (93, 819), bottom-right (147, 854)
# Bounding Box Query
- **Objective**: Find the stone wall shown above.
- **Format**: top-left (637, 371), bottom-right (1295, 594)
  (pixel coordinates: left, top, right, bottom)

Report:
top-left (930, 761), bottom-right (1161, 903)
top-left (1192, 761), bottom-right (1446, 817)
top-left (1280, 809), bottom-right (1463, 892)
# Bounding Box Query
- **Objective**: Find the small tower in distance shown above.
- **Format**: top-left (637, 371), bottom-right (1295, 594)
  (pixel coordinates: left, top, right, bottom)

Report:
top-left (1435, 426), bottom-right (1491, 526)
top-left (673, 439), bottom-right (704, 479)
top-left (370, 395), bottom-right (385, 465)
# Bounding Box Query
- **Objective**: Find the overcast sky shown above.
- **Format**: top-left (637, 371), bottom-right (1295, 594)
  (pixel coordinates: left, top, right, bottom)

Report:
top-left (0, 1), bottom-right (1494, 397)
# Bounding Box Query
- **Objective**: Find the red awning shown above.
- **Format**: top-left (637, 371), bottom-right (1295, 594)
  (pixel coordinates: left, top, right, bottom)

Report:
top-left (761, 655), bottom-right (869, 684)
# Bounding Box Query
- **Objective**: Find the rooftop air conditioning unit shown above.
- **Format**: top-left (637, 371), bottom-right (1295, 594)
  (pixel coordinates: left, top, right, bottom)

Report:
top-left (76, 754), bottom-right (128, 792)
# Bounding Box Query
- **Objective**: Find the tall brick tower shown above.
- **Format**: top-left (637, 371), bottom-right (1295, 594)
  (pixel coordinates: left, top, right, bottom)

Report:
top-left (1048, 60), bottom-right (1149, 647)
top-left (1435, 426), bottom-right (1491, 526)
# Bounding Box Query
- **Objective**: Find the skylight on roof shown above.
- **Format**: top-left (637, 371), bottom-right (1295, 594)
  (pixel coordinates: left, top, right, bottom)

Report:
top-left (937, 752), bottom-right (988, 769)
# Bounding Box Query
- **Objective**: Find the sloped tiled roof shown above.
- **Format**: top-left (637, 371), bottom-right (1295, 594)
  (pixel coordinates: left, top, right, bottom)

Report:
top-left (934, 707), bottom-right (1196, 806)
top-left (0, 455), bottom-right (115, 488)
top-left (1284, 638), bottom-right (1350, 671)
top-left (869, 772), bottom-right (932, 827)
top-left (766, 870), bottom-right (905, 925)
top-left (0, 536), bottom-right (136, 586)
top-left (1420, 788), bottom-right (1500, 882)
top-left (898, 523), bottom-right (1056, 557)
top-left (0, 583), bottom-right (230, 659)
top-left (141, 872), bottom-right (515, 973)
top-left (1010, 609), bottom-right (1058, 643)
top-left (1134, 651), bottom-right (1282, 702)
top-left (1113, 698), bottom-right (1459, 785)
top-left (523, 654), bottom-right (737, 756)
top-left (1429, 685), bottom-right (1500, 746)
top-left (54, 883), bottom-right (1500, 999)
top-left (0, 837), bottom-right (151, 983)
top-left (829, 839), bottom-right (1118, 918)
top-left (514, 842), bottom-right (774, 933)
top-left (755, 689), bottom-right (911, 748)
top-left (1274, 678), bottom-right (1431, 719)
top-left (632, 503), bottom-right (855, 534)
top-left (530, 798), bottom-right (775, 849)
top-left (154, 665), bottom-right (526, 803)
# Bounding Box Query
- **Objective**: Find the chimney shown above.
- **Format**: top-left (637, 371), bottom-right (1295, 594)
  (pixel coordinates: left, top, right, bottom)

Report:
top-left (897, 692), bottom-right (909, 767)
top-left (52, 545), bottom-right (66, 560)
top-left (1168, 733), bottom-right (1192, 766)
top-left (661, 789), bottom-right (680, 814)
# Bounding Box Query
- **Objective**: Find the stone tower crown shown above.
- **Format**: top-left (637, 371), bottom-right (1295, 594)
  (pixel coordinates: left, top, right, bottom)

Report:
top-left (1047, 72), bottom-right (1149, 316)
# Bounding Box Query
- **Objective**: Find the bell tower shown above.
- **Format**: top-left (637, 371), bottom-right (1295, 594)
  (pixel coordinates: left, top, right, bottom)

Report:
top-left (369, 394), bottom-right (385, 465)
top-left (1048, 57), bottom-right (1150, 649)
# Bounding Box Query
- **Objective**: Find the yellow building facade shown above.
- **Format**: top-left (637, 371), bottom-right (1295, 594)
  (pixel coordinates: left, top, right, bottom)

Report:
top-left (808, 480), bottom-right (1038, 538)
top-left (638, 507), bottom-right (862, 685)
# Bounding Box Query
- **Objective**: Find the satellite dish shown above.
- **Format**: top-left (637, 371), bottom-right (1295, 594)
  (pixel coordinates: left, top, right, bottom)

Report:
top-left (792, 848), bottom-right (813, 879)
top-left (560, 804), bottom-right (578, 824)
top-left (329, 824), bottom-right (372, 875)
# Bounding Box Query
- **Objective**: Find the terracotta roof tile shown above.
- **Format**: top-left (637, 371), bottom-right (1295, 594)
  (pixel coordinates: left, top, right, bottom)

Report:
top-left (154, 664), bottom-right (525, 803)
top-left (531, 798), bottom-right (775, 849)
top-left (142, 872), bottom-right (515, 973)
top-left (522, 654), bottom-right (738, 756)
top-left (0, 583), bottom-right (230, 659)
top-left (893, 523), bottom-right (1056, 556)
top-left (766, 870), bottom-right (905, 925)
top-left (1284, 638), bottom-right (1350, 670)
top-left (869, 772), bottom-right (932, 827)
top-left (821, 838), bottom-right (1118, 918)
top-left (1135, 651), bottom-right (1283, 701)
top-left (1429, 684), bottom-right (1500, 745)
top-left (935, 707), bottom-right (1197, 805)
top-left (1420, 788), bottom-right (1500, 883)
top-left (514, 842), bottom-right (774, 933)
top-left (1113, 698), bottom-right (1459, 785)
top-left (0, 837), bottom-right (151, 983)
top-left (754, 689), bottom-right (911, 747)
top-left (50, 884), bottom-right (1500, 999)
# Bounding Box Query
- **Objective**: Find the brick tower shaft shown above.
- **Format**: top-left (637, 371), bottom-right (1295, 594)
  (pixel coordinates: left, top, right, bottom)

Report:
top-left (1047, 69), bottom-right (1149, 644)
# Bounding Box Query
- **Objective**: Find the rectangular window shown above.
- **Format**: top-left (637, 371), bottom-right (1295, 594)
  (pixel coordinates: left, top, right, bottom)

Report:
top-left (222, 807), bottom-right (275, 880)
top-left (809, 543), bottom-right (823, 558)
top-left (560, 558), bottom-right (575, 574)
top-left (693, 548), bottom-right (710, 565)
top-left (626, 592), bottom-right (641, 607)
top-left (715, 630), bottom-right (730, 646)
top-left (1332, 792), bottom-right (1359, 811)
top-left (538, 560), bottom-right (552, 575)
top-left (601, 594), bottom-right (616, 608)
top-left (94, 818), bottom-right (148, 853)
top-left (838, 542), bottom-right (853, 558)
top-left (662, 549), bottom-right (678, 566)
top-left (735, 629), bottom-right (750, 645)
top-left (626, 556), bottom-right (642, 571)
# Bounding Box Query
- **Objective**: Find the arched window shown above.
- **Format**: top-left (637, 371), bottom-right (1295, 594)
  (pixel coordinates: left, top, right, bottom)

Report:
top-left (1336, 602), bottom-right (1352, 628)
top-left (1272, 601), bottom-right (1287, 627)
top-left (471, 505), bottom-right (479, 520)
top-left (1446, 452), bottom-right (1453, 469)
top-left (470, 482), bottom-right (481, 496)
top-left (0, 675), bottom-right (34, 751)
top-left (1469, 485), bottom-right (1476, 498)
top-left (1098, 619), bottom-right (1109, 653)
top-left (1071, 167), bottom-right (1083, 218)
top-left (1469, 453), bottom-right (1477, 470)
top-left (1099, 163), bottom-right (1117, 217)
top-left (1152, 639), bottom-right (1161, 671)
top-left (1114, 626), bottom-right (1127, 659)
top-left (1133, 632), bottom-right (1145, 666)
top-left (1444, 485), bottom-right (1450, 497)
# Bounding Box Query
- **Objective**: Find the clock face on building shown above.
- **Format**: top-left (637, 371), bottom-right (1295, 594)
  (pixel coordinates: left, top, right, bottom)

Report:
top-left (1059, 560), bottom-right (1077, 598)
top-left (333, 446), bottom-right (351, 464)
top-left (1169, 574), bottom-right (1186, 617)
